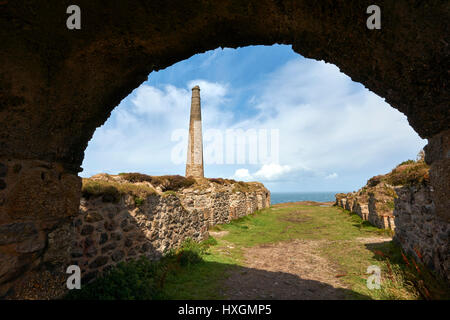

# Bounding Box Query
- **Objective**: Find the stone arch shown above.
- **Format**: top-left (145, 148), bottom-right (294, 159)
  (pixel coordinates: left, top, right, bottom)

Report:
top-left (0, 1), bottom-right (448, 297)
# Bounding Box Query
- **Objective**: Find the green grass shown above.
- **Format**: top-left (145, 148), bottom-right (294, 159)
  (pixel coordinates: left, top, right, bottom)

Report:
top-left (66, 204), bottom-right (449, 300)
top-left (81, 178), bottom-right (156, 202)
top-left (134, 196), bottom-right (145, 207)
top-left (165, 204), bottom-right (448, 300)
top-left (118, 173), bottom-right (196, 191)
top-left (65, 239), bottom-right (214, 300)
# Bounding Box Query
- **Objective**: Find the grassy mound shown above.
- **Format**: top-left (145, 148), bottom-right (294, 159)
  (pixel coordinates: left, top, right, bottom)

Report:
top-left (81, 178), bottom-right (156, 203)
top-left (119, 173), bottom-right (196, 191)
top-left (367, 158), bottom-right (429, 188)
top-left (385, 161), bottom-right (429, 186)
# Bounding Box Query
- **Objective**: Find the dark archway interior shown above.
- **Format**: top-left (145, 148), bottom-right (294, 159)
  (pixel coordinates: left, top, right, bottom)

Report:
top-left (0, 0), bottom-right (448, 298)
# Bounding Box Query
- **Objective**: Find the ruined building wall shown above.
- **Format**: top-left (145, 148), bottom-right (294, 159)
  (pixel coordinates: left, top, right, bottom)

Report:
top-left (335, 185), bottom-right (396, 231)
top-left (69, 186), bottom-right (270, 289)
top-left (1, 182), bottom-right (270, 298)
top-left (336, 182), bottom-right (448, 283)
top-left (394, 184), bottom-right (449, 283)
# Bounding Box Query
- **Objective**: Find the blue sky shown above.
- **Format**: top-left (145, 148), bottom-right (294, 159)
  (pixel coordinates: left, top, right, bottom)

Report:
top-left (81, 44), bottom-right (426, 193)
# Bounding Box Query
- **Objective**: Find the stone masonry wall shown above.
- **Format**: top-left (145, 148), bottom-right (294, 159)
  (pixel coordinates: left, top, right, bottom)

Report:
top-left (33, 183), bottom-right (269, 298)
top-left (335, 184), bottom-right (396, 230)
top-left (337, 180), bottom-right (448, 283)
top-left (0, 159), bottom-right (81, 298)
top-left (394, 184), bottom-right (449, 283)
top-left (178, 189), bottom-right (270, 226)
top-left (0, 173), bottom-right (270, 299)
top-left (69, 186), bottom-right (270, 285)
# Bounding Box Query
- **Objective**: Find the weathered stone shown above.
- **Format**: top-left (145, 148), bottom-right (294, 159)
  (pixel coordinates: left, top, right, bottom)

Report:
top-left (0, 222), bottom-right (38, 245)
top-left (85, 212), bottom-right (103, 223)
top-left (4, 162), bottom-right (81, 221)
top-left (80, 225), bottom-right (94, 236)
top-left (84, 237), bottom-right (94, 248)
top-left (72, 218), bottom-right (82, 228)
top-left (12, 164), bottom-right (21, 174)
top-left (111, 250), bottom-right (125, 262)
top-left (124, 238), bottom-right (133, 247)
top-left (101, 242), bottom-right (117, 254)
top-left (42, 223), bottom-right (75, 267)
top-left (0, 163), bottom-right (7, 177)
top-left (110, 232), bottom-right (122, 242)
top-left (120, 219), bottom-right (134, 232)
top-left (15, 236), bottom-right (46, 253)
top-left (99, 233), bottom-right (108, 245)
top-left (141, 243), bottom-right (151, 253)
top-left (82, 271), bottom-right (98, 284)
top-left (85, 245), bottom-right (98, 258)
top-left (71, 248), bottom-right (83, 258)
top-left (425, 129), bottom-right (450, 222)
top-left (102, 265), bottom-right (114, 273)
top-left (89, 256), bottom-right (109, 269)
top-left (104, 221), bottom-right (117, 231)
top-left (102, 194), bottom-right (116, 203)
top-left (0, 252), bottom-right (19, 283)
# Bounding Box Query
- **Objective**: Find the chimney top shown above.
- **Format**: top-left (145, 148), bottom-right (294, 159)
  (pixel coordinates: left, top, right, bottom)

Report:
top-left (192, 85), bottom-right (200, 91)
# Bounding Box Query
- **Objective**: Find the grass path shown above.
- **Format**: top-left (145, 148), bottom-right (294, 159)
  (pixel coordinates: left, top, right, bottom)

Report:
top-left (69, 202), bottom-right (449, 300)
top-left (163, 202), bottom-right (447, 300)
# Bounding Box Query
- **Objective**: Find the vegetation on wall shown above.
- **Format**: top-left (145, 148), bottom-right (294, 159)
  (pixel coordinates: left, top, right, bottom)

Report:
top-left (367, 157), bottom-right (429, 188)
top-left (119, 173), bottom-right (196, 191)
top-left (81, 178), bottom-right (156, 203)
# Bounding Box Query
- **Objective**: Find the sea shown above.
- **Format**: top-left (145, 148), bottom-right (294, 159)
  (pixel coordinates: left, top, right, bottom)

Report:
top-left (270, 192), bottom-right (345, 204)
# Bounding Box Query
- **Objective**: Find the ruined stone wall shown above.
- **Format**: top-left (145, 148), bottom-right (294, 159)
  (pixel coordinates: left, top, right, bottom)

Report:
top-left (336, 178), bottom-right (448, 283)
top-left (1, 181), bottom-right (270, 298)
top-left (335, 185), bottom-right (395, 230)
top-left (0, 159), bottom-right (81, 298)
top-left (70, 186), bottom-right (270, 286)
top-left (68, 193), bottom-right (208, 285)
top-left (368, 192), bottom-right (396, 230)
top-left (178, 189), bottom-right (270, 226)
top-left (394, 184), bottom-right (449, 283)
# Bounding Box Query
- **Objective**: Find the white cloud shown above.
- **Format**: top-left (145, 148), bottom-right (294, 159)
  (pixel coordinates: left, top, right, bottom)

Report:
top-left (326, 173), bottom-right (338, 179)
top-left (232, 163), bottom-right (315, 183)
top-left (81, 80), bottom-right (233, 177)
top-left (234, 58), bottom-right (426, 176)
top-left (232, 168), bottom-right (253, 181)
top-left (254, 163), bottom-right (293, 181)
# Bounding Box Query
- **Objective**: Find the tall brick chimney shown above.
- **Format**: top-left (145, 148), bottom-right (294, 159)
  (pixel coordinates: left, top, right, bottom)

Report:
top-left (185, 85), bottom-right (204, 178)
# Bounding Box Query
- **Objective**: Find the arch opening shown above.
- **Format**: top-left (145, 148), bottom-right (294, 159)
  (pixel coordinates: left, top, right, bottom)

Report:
top-left (81, 44), bottom-right (426, 195)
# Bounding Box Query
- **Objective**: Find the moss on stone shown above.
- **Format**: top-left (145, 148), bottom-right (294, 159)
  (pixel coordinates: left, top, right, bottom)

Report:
top-left (119, 173), bottom-right (195, 191)
top-left (81, 178), bottom-right (156, 202)
top-left (385, 160), bottom-right (429, 186)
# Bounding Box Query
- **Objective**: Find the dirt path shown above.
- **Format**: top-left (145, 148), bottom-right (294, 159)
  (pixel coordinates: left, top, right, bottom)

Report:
top-left (216, 202), bottom-right (395, 300)
top-left (223, 240), bottom-right (347, 299)
top-left (222, 237), bottom-right (388, 300)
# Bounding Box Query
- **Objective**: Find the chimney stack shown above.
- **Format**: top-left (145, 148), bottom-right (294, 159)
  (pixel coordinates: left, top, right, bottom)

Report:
top-left (185, 85), bottom-right (204, 178)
